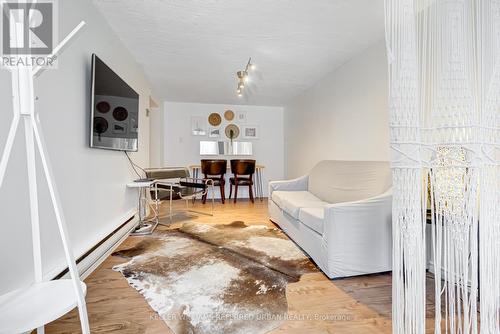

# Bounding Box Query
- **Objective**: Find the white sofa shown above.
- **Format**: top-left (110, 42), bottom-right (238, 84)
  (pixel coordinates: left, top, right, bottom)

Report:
top-left (269, 160), bottom-right (392, 279)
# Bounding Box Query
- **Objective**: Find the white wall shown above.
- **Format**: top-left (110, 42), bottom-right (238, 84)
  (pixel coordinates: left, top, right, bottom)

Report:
top-left (0, 0), bottom-right (151, 294)
top-left (160, 102), bottom-right (284, 198)
top-left (149, 103), bottom-right (164, 167)
top-left (284, 41), bottom-right (390, 178)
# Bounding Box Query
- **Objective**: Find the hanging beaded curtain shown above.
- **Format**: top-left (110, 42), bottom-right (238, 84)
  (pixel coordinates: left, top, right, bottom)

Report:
top-left (384, 0), bottom-right (500, 333)
top-left (479, 2), bottom-right (500, 333)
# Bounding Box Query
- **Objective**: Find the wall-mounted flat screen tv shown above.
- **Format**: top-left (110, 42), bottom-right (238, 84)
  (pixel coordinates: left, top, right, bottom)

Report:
top-left (90, 54), bottom-right (139, 151)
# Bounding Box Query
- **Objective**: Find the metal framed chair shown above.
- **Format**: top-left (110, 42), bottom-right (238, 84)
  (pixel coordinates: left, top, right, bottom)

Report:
top-left (200, 159), bottom-right (227, 204)
top-left (159, 177), bottom-right (214, 220)
top-left (145, 168), bottom-right (215, 220)
top-left (229, 159), bottom-right (256, 203)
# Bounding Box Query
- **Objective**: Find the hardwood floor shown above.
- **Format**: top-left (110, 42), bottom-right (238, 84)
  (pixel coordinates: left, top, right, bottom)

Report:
top-left (45, 199), bottom-right (432, 333)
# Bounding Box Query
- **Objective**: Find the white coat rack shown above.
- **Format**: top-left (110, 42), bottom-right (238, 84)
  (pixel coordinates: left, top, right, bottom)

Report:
top-left (0, 10), bottom-right (90, 334)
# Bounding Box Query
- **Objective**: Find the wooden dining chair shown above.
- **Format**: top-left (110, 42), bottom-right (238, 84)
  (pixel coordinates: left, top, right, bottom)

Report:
top-left (229, 159), bottom-right (256, 203)
top-left (201, 159), bottom-right (228, 204)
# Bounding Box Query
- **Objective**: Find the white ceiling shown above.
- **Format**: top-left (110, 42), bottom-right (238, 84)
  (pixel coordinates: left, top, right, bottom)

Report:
top-left (93, 0), bottom-right (385, 106)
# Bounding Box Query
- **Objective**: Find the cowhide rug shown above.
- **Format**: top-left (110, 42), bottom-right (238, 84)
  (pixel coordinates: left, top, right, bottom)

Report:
top-left (112, 221), bottom-right (317, 334)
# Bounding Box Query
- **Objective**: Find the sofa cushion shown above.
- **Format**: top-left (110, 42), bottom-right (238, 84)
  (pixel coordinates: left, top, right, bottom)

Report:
top-left (271, 190), bottom-right (287, 208)
top-left (298, 207), bottom-right (325, 234)
top-left (308, 160), bottom-right (392, 204)
top-left (272, 191), bottom-right (327, 219)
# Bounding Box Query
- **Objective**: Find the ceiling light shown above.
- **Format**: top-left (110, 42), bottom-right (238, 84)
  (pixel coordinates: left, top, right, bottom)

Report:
top-left (237, 71), bottom-right (246, 79)
top-left (235, 57), bottom-right (256, 97)
top-left (245, 58), bottom-right (255, 72)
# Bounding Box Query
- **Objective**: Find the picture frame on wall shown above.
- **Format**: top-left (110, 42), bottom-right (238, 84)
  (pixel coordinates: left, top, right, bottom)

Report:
top-left (191, 116), bottom-right (206, 136)
top-left (236, 111), bottom-right (247, 123)
top-left (208, 127), bottom-right (221, 138)
top-left (242, 125), bottom-right (259, 139)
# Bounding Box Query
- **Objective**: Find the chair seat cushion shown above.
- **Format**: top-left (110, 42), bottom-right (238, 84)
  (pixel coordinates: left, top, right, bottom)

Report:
top-left (177, 185), bottom-right (205, 198)
top-left (204, 177), bottom-right (225, 186)
top-left (298, 207), bottom-right (325, 234)
top-left (152, 184), bottom-right (203, 200)
top-left (150, 188), bottom-right (181, 201)
top-left (179, 181), bottom-right (207, 189)
top-left (230, 177), bottom-right (253, 185)
top-left (271, 191), bottom-right (327, 219)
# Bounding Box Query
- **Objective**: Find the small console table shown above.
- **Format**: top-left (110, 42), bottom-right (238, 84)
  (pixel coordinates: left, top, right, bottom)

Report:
top-left (126, 180), bottom-right (160, 235)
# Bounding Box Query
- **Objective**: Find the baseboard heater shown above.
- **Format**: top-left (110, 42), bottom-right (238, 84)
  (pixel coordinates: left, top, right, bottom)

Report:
top-left (55, 214), bottom-right (138, 280)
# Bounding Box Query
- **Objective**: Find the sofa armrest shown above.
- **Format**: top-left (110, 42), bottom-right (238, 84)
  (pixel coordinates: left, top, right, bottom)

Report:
top-left (268, 175), bottom-right (309, 197)
top-left (322, 189), bottom-right (392, 277)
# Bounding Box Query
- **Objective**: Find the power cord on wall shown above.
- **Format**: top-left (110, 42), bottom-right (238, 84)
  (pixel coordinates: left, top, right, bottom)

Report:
top-left (124, 151), bottom-right (147, 179)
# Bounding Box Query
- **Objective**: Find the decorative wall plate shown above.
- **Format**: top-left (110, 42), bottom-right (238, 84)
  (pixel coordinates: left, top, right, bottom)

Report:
top-left (225, 124), bottom-right (240, 140)
top-left (208, 113), bottom-right (222, 126)
top-left (224, 110), bottom-right (235, 121)
top-left (96, 101), bottom-right (110, 113)
top-left (93, 117), bottom-right (108, 134)
top-left (113, 106), bottom-right (128, 121)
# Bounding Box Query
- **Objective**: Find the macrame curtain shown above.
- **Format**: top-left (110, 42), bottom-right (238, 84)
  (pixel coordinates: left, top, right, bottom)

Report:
top-left (384, 0), bottom-right (500, 333)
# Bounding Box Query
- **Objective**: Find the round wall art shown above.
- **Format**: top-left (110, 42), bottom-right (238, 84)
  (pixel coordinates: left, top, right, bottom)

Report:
top-left (225, 124), bottom-right (240, 140)
top-left (113, 106), bottom-right (129, 121)
top-left (96, 101), bottom-right (110, 113)
top-left (224, 109), bottom-right (235, 121)
top-left (93, 117), bottom-right (108, 134)
top-left (208, 113), bottom-right (222, 126)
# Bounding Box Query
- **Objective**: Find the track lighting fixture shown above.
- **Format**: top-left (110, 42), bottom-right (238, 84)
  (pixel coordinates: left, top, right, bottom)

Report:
top-left (235, 57), bottom-right (255, 97)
